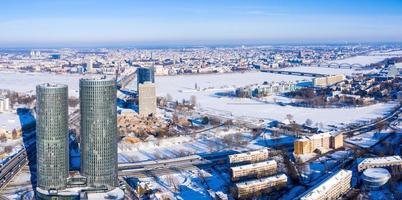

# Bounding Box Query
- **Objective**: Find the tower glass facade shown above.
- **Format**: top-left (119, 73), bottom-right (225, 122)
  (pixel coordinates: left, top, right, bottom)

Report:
top-left (137, 67), bottom-right (155, 90)
top-left (36, 84), bottom-right (69, 190)
top-left (80, 77), bottom-right (118, 189)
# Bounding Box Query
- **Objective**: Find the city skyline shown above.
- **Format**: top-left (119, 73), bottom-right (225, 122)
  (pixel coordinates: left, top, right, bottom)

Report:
top-left (1, 0), bottom-right (402, 47)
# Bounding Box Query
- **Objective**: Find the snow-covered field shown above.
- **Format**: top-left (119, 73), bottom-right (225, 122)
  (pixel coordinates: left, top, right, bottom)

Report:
top-left (134, 71), bottom-right (398, 129)
top-left (0, 71), bottom-right (104, 97)
top-left (0, 113), bottom-right (21, 130)
top-left (332, 55), bottom-right (392, 65)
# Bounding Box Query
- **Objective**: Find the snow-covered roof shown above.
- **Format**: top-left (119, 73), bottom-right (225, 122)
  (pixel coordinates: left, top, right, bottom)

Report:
top-left (229, 148), bottom-right (268, 160)
top-left (358, 156), bottom-right (402, 169)
top-left (300, 170), bottom-right (352, 200)
top-left (231, 160), bottom-right (277, 171)
top-left (307, 132), bottom-right (330, 140)
top-left (235, 174), bottom-right (287, 188)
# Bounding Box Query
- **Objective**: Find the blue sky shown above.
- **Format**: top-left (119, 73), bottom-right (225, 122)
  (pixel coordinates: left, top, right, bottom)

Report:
top-left (0, 0), bottom-right (402, 46)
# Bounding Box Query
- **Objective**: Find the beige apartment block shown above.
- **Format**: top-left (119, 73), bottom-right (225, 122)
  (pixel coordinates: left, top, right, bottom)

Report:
top-left (138, 81), bottom-right (157, 117)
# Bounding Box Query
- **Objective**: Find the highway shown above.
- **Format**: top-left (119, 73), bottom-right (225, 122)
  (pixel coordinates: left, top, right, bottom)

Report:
top-left (0, 148), bottom-right (29, 189)
top-left (0, 109), bottom-right (80, 191)
top-left (118, 151), bottom-right (236, 178)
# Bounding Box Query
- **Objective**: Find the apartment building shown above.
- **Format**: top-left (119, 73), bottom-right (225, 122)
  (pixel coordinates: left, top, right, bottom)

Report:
top-left (300, 170), bottom-right (352, 200)
top-left (358, 156), bottom-right (402, 172)
top-left (235, 174), bottom-right (287, 199)
top-left (228, 148), bottom-right (269, 165)
top-left (230, 160), bottom-right (277, 181)
top-left (294, 132), bottom-right (343, 155)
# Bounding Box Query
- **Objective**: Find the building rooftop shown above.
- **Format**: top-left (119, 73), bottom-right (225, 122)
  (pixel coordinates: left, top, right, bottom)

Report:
top-left (235, 174), bottom-right (287, 188)
top-left (37, 83), bottom-right (68, 89)
top-left (231, 160), bottom-right (276, 171)
top-left (300, 169), bottom-right (352, 200)
top-left (358, 156), bottom-right (402, 167)
top-left (229, 148), bottom-right (268, 159)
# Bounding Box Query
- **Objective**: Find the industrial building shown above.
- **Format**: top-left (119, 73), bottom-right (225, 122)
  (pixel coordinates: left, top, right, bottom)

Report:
top-left (313, 74), bottom-right (346, 87)
top-left (230, 160), bottom-right (277, 181)
top-left (36, 84), bottom-right (69, 190)
top-left (300, 169), bottom-right (352, 200)
top-left (234, 174), bottom-right (287, 199)
top-left (294, 132), bottom-right (343, 155)
top-left (357, 155), bottom-right (402, 172)
top-left (137, 67), bottom-right (155, 90)
top-left (138, 81), bottom-right (157, 117)
top-left (228, 148), bottom-right (269, 165)
top-left (80, 77), bottom-right (118, 189)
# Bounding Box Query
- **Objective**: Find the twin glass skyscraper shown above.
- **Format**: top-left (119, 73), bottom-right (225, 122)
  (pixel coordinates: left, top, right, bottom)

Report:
top-left (36, 77), bottom-right (118, 195)
top-left (36, 84), bottom-right (69, 190)
top-left (80, 77), bottom-right (118, 188)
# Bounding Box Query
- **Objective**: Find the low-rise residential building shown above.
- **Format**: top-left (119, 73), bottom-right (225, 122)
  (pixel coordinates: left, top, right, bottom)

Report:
top-left (230, 160), bottom-right (277, 181)
top-left (228, 148), bottom-right (269, 165)
top-left (358, 156), bottom-right (402, 172)
top-left (235, 174), bottom-right (287, 199)
top-left (300, 169), bottom-right (352, 200)
top-left (0, 97), bottom-right (10, 113)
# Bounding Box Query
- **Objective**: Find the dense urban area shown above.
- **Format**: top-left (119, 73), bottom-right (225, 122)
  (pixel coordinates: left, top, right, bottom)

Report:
top-left (0, 44), bottom-right (402, 200)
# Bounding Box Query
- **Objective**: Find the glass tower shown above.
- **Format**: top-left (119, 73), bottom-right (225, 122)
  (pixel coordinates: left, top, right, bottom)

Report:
top-left (79, 77), bottom-right (118, 189)
top-left (36, 83), bottom-right (69, 190)
top-left (137, 67), bottom-right (155, 90)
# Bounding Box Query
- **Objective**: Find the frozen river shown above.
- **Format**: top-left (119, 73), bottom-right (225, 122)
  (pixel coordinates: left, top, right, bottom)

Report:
top-left (129, 71), bottom-right (396, 129)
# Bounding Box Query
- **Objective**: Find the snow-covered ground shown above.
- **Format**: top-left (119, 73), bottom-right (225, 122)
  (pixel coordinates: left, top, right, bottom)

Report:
top-left (0, 71), bottom-right (104, 97)
top-left (332, 55), bottom-right (392, 65)
top-left (130, 168), bottom-right (228, 200)
top-left (0, 112), bottom-right (21, 130)
top-left (345, 131), bottom-right (390, 148)
top-left (132, 71), bottom-right (398, 129)
top-left (118, 127), bottom-right (256, 162)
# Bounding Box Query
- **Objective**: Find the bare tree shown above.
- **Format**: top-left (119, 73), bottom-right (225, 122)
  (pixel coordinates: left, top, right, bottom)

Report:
top-left (286, 114), bottom-right (294, 121)
top-left (165, 175), bottom-right (180, 192)
top-left (0, 133), bottom-right (7, 142)
top-left (166, 93), bottom-right (173, 102)
top-left (305, 119), bottom-right (313, 127)
top-left (68, 97), bottom-right (80, 107)
top-left (11, 129), bottom-right (18, 140)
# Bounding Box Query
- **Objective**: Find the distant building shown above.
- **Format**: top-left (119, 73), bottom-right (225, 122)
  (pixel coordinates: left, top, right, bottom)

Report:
top-left (230, 160), bottom-right (277, 181)
top-left (300, 169), bottom-right (352, 200)
top-left (235, 174), bottom-right (287, 199)
top-left (80, 77), bottom-right (118, 189)
top-left (137, 67), bottom-right (155, 90)
top-left (313, 74), bottom-right (346, 87)
top-left (228, 148), bottom-right (269, 165)
top-left (138, 82), bottom-right (157, 117)
top-left (0, 97), bottom-right (10, 112)
top-left (86, 60), bottom-right (94, 72)
top-left (30, 50), bottom-right (41, 57)
top-left (50, 54), bottom-right (61, 59)
top-left (36, 84), bottom-right (69, 190)
top-left (357, 156), bottom-right (402, 172)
